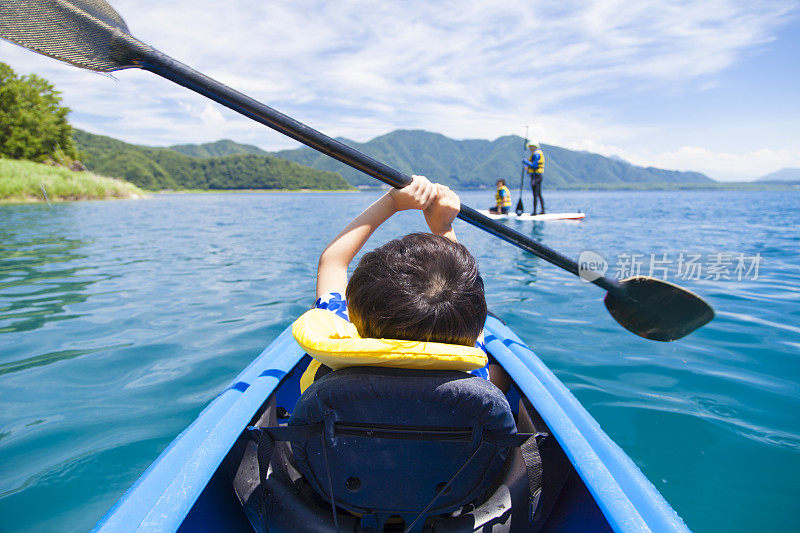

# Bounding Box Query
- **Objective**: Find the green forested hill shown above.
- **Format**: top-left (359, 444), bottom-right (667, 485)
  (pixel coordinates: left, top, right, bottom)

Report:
top-left (73, 130), bottom-right (351, 191)
top-left (139, 129), bottom-right (715, 190)
top-left (540, 143), bottom-right (712, 188)
top-left (170, 139), bottom-right (269, 158)
top-left (262, 130), bottom-right (713, 188)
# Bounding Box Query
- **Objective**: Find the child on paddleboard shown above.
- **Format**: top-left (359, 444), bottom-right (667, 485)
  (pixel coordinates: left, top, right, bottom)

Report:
top-left (489, 179), bottom-right (511, 214)
top-left (307, 175), bottom-right (508, 388)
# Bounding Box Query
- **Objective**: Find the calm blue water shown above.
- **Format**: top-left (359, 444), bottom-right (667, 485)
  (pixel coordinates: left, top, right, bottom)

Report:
top-left (1, 190), bottom-right (798, 532)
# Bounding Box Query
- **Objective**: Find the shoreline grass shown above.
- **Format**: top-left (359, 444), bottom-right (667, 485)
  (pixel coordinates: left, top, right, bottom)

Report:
top-left (156, 188), bottom-right (357, 194)
top-left (0, 158), bottom-right (145, 203)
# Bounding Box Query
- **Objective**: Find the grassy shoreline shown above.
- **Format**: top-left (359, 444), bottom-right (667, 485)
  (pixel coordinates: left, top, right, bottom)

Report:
top-left (156, 188), bottom-right (357, 194)
top-left (0, 158), bottom-right (145, 203)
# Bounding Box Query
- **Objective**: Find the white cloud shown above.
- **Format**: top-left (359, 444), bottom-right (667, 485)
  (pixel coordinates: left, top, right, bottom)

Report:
top-left (1, 0), bottom-right (796, 176)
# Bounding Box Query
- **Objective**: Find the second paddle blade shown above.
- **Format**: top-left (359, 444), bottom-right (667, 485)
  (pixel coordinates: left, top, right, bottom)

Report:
top-left (604, 276), bottom-right (715, 342)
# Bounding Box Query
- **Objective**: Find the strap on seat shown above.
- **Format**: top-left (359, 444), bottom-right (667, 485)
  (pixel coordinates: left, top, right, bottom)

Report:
top-left (248, 423), bottom-right (340, 531)
top-left (247, 423), bottom-right (546, 529)
top-left (521, 434), bottom-right (544, 520)
top-left (248, 423), bottom-right (539, 445)
top-left (247, 423), bottom-right (323, 443)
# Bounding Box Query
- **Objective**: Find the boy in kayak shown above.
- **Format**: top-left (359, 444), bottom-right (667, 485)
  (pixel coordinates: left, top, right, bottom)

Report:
top-left (310, 175), bottom-right (508, 388)
top-left (489, 179), bottom-right (511, 214)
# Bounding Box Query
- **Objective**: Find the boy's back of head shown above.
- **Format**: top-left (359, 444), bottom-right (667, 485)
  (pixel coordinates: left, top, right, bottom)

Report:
top-left (346, 233), bottom-right (487, 347)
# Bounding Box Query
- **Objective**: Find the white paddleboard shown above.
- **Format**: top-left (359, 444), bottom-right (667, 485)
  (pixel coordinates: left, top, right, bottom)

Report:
top-left (478, 210), bottom-right (586, 221)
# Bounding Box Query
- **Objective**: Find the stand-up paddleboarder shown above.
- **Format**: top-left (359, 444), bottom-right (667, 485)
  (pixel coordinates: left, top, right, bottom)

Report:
top-left (522, 141), bottom-right (545, 215)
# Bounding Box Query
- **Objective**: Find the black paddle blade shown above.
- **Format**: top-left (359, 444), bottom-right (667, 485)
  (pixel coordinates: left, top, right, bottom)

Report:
top-left (0, 0), bottom-right (147, 72)
top-left (515, 198), bottom-right (524, 216)
top-left (604, 276), bottom-right (714, 341)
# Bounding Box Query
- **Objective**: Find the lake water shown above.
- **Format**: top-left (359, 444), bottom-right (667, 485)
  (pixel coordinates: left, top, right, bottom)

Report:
top-left (1, 189), bottom-right (798, 532)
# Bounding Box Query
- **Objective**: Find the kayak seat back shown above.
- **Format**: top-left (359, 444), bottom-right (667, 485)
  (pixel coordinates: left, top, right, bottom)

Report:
top-left (288, 366), bottom-right (519, 531)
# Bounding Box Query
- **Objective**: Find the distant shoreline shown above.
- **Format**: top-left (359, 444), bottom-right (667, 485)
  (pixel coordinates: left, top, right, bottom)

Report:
top-left (4, 160), bottom-right (795, 206)
top-left (5, 183), bottom-right (795, 204)
top-left (156, 188), bottom-right (358, 195)
top-left (355, 183), bottom-right (800, 192)
top-left (547, 182), bottom-right (800, 192)
top-left (146, 183), bottom-right (800, 195)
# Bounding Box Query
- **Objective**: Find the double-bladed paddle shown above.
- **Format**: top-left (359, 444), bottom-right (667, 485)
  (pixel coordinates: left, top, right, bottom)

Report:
top-left (0, 0), bottom-right (714, 341)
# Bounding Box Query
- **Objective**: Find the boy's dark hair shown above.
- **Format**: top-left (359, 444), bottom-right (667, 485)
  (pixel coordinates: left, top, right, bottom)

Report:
top-left (346, 233), bottom-right (487, 346)
top-left (496, 179), bottom-right (506, 185)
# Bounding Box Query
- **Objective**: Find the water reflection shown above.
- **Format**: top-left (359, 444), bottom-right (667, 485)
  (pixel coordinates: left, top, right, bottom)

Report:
top-left (0, 222), bottom-right (94, 337)
top-left (0, 346), bottom-right (124, 377)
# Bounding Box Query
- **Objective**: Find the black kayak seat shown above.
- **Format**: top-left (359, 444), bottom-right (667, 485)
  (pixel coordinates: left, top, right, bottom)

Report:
top-left (248, 366), bottom-right (539, 532)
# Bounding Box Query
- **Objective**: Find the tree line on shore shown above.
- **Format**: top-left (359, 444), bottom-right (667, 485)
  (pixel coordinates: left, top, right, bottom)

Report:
top-left (0, 62), bottom-right (351, 192)
top-left (72, 129), bottom-right (350, 191)
top-left (0, 62), bottom-right (77, 164)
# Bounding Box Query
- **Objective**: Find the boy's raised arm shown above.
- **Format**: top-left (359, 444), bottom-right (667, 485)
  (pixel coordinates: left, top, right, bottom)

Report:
top-left (424, 184), bottom-right (460, 243)
top-left (316, 175), bottom-right (438, 298)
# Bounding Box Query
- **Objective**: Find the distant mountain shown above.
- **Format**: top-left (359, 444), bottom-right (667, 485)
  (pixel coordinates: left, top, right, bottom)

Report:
top-left (756, 168), bottom-right (800, 182)
top-left (170, 139), bottom-right (269, 158)
top-left (73, 130), bottom-right (350, 191)
top-left (260, 130), bottom-right (713, 188)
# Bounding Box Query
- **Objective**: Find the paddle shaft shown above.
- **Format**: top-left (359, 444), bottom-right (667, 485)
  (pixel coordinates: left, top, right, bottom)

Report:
top-left (134, 47), bottom-right (623, 296)
top-left (516, 127), bottom-right (528, 212)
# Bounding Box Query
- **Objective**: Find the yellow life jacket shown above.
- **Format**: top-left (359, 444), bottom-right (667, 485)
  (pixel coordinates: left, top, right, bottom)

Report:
top-left (292, 308), bottom-right (488, 393)
top-left (495, 185), bottom-right (511, 208)
top-left (527, 149), bottom-right (545, 173)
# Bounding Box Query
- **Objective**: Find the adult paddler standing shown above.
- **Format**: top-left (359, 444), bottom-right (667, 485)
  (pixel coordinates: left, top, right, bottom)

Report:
top-left (522, 141), bottom-right (545, 215)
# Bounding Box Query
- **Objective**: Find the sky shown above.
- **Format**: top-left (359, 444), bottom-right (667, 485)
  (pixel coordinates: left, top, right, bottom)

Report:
top-left (1, 0), bottom-right (798, 181)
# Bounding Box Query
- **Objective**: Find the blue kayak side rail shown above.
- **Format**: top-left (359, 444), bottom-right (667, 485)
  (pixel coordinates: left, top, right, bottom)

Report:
top-left (483, 316), bottom-right (689, 533)
top-left (93, 318), bottom-right (690, 532)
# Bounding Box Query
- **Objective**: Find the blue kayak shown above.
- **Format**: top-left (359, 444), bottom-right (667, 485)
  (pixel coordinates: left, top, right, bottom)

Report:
top-left (92, 316), bottom-right (690, 532)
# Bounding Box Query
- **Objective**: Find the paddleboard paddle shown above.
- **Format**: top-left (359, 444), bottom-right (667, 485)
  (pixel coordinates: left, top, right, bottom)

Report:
top-left (514, 126), bottom-right (528, 216)
top-left (0, 0), bottom-right (714, 341)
